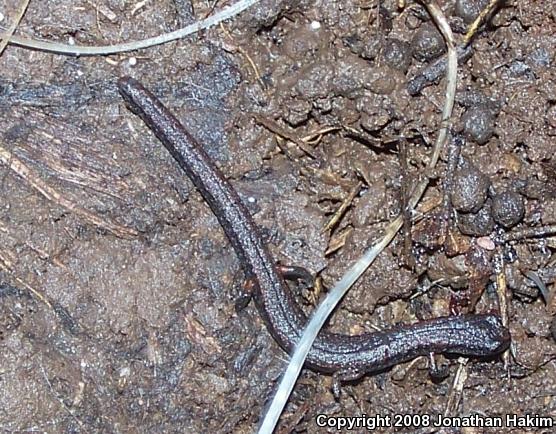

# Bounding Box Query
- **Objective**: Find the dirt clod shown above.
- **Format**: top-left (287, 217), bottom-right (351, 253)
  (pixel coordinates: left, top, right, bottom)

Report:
top-left (411, 23), bottom-right (446, 62)
top-left (451, 161), bottom-right (491, 213)
top-left (462, 104), bottom-right (496, 145)
top-left (492, 190), bottom-right (526, 228)
top-left (458, 200), bottom-right (495, 236)
top-left (382, 38), bottom-right (412, 72)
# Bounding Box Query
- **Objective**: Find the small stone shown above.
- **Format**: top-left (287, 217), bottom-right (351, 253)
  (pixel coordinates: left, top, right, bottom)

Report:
top-left (451, 162), bottom-right (491, 213)
top-left (458, 201), bottom-right (495, 236)
top-left (492, 190), bottom-right (525, 228)
top-left (462, 105), bottom-right (495, 145)
top-left (411, 23), bottom-right (446, 62)
top-left (310, 21), bottom-right (321, 30)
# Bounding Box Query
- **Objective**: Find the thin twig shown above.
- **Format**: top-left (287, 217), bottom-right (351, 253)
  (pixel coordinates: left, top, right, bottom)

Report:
top-left (444, 358), bottom-right (468, 417)
top-left (253, 114), bottom-right (317, 158)
top-left (439, 135), bottom-right (463, 243)
top-left (325, 228), bottom-right (353, 256)
top-left (323, 181), bottom-right (363, 232)
top-left (0, 252), bottom-right (54, 310)
top-left (301, 126), bottom-right (340, 144)
top-left (0, 145), bottom-right (138, 238)
top-left (0, 0), bottom-right (261, 55)
top-left (0, 249), bottom-right (52, 308)
top-left (399, 139), bottom-right (415, 267)
top-left (202, 0), bottom-right (221, 20)
top-left (500, 224), bottom-right (556, 242)
top-left (464, 0), bottom-right (503, 45)
top-left (219, 22), bottom-right (267, 90)
top-left (494, 250), bottom-right (510, 373)
top-left (0, 0), bottom-right (30, 56)
top-left (423, 0), bottom-right (458, 169)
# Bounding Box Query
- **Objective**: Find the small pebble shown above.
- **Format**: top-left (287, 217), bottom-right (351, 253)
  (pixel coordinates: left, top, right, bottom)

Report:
top-left (382, 38), bottom-right (412, 72)
top-left (458, 201), bottom-right (495, 236)
top-left (492, 190), bottom-right (525, 228)
top-left (310, 21), bottom-right (321, 30)
top-left (462, 105), bottom-right (495, 145)
top-left (410, 23), bottom-right (446, 62)
top-left (476, 236), bottom-right (495, 250)
top-left (451, 162), bottom-right (491, 213)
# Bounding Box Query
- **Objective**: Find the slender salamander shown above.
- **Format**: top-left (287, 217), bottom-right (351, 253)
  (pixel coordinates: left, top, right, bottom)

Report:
top-left (118, 77), bottom-right (510, 376)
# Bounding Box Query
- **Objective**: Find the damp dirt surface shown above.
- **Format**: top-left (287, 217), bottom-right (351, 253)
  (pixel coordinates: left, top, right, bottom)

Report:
top-left (0, 0), bottom-right (555, 433)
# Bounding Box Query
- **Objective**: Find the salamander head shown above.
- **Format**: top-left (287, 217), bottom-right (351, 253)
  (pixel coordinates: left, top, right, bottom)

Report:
top-left (466, 314), bottom-right (511, 356)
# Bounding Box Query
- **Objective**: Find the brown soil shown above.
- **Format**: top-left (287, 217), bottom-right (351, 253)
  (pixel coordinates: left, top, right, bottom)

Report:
top-left (0, 0), bottom-right (555, 433)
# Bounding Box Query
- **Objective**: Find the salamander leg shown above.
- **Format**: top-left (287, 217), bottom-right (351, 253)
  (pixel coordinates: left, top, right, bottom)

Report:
top-left (236, 263), bottom-right (312, 311)
top-left (332, 368), bottom-right (365, 399)
top-left (277, 264), bottom-right (314, 290)
top-left (235, 277), bottom-right (256, 311)
top-left (428, 352), bottom-right (449, 382)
